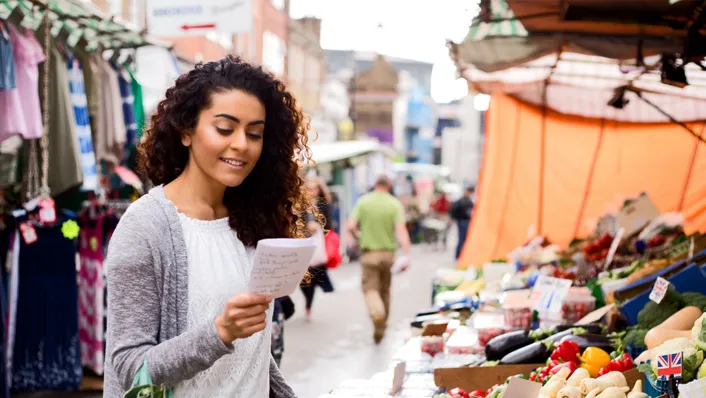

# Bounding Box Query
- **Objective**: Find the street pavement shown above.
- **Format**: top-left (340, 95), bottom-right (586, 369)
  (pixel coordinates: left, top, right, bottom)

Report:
top-left (14, 242), bottom-right (457, 398)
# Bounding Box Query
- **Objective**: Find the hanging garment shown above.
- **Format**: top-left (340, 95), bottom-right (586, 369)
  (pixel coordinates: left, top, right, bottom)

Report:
top-left (0, 22), bottom-right (15, 90)
top-left (78, 213), bottom-right (105, 375)
top-left (40, 45), bottom-right (83, 196)
top-left (114, 64), bottom-right (137, 157)
top-left (68, 56), bottom-right (98, 191)
top-left (11, 216), bottom-right (82, 392)
top-left (95, 58), bottom-right (126, 165)
top-left (124, 64), bottom-right (145, 138)
top-left (7, 24), bottom-right (45, 140)
top-left (0, 24), bottom-right (26, 143)
top-left (75, 50), bottom-right (102, 150)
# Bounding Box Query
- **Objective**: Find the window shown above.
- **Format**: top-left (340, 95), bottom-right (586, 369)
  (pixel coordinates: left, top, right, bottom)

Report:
top-left (262, 31), bottom-right (286, 76)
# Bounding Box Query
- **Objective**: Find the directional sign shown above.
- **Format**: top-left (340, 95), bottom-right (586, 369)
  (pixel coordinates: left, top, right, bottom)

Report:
top-left (147, 0), bottom-right (253, 37)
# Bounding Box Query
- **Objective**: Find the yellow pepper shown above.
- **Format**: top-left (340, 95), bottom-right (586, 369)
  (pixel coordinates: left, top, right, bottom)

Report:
top-left (579, 347), bottom-right (611, 377)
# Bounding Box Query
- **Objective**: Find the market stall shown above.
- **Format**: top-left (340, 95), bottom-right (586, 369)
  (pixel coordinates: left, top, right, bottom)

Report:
top-left (0, 1), bottom-right (162, 395)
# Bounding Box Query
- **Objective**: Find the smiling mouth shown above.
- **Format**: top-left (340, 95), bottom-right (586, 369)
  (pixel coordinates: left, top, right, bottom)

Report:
top-left (220, 157), bottom-right (247, 169)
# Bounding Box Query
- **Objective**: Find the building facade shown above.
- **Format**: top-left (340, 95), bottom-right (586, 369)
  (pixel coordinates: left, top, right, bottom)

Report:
top-left (287, 17), bottom-right (323, 116)
top-left (350, 55), bottom-right (399, 145)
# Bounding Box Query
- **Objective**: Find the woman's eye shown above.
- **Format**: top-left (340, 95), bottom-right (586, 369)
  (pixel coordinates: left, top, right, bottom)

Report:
top-left (216, 127), bottom-right (233, 134)
top-left (247, 132), bottom-right (263, 140)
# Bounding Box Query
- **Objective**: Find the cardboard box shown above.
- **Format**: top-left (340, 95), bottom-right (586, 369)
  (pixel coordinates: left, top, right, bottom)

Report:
top-left (434, 364), bottom-right (542, 392)
top-left (434, 365), bottom-right (643, 393)
top-left (616, 194), bottom-right (660, 237)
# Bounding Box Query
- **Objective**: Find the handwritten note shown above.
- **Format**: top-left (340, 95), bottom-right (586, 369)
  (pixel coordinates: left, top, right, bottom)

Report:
top-left (249, 238), bottom-right (316, 298)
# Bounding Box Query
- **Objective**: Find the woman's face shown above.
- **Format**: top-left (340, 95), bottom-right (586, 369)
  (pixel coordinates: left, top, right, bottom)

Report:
top-left (183, 89), bottom-right (266, 188)
top-left (307, 181), bottom-right (320, 198)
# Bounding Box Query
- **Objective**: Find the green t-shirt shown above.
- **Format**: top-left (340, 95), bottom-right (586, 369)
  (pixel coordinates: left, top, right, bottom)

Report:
top-left (351, 191), bottom-right (404, 252)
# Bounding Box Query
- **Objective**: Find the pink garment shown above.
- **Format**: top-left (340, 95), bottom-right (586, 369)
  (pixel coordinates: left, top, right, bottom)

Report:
top-left (78, 214), bottom-right (105, 375)
top-left (8, 25), bottom-right (45, 139)
top-left (0, 25), bottom-right (44, 143)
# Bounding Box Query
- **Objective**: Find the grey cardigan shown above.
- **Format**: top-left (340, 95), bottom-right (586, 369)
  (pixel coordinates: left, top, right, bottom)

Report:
top-left (104, 186), bottom-right (297, 397)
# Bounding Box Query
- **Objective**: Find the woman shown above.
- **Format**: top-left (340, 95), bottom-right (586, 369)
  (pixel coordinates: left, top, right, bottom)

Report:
top-left (299, 177), bottom-right (334, 318)
top-left (104, 56), bottom-right (310, 397)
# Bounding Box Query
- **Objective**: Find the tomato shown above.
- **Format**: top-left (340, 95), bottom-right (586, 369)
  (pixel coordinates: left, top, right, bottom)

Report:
top-left (448, 387), bottom-right (470, 398)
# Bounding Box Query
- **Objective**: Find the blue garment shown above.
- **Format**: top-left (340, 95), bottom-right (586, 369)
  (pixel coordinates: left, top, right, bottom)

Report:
top-left (11, 216), bottom-right (81, 392)
top-left (455, 219), bottom-right (469, 259)
top-left (0, 22), bottom-right (16, 90)
top-left (113, 64), bottom-right (137, 156)
top-left (68, 56), bottom-right (98, 191)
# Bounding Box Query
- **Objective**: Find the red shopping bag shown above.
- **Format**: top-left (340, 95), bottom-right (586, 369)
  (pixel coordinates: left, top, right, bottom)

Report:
top-left (325, 230), bottom-right (342, 269)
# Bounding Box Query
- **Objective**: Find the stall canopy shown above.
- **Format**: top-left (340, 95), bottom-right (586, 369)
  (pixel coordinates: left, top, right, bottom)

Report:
top-left (307, 140), bottom-right (396, 165)
top-left (457, 93), bottom-right (706, 268)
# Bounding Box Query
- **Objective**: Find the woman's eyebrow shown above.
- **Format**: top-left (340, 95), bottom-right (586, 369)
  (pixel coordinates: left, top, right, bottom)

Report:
top-left (215, 113), bottom-right (265, 126)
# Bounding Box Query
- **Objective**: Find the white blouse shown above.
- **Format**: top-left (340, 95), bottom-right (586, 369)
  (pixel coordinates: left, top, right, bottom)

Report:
top-left (173, 213), bottom-right (272, 398)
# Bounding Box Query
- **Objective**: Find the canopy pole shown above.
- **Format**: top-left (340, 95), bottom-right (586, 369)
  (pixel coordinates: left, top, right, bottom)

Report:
top-left (678, 123), bottom-right (706, 212)
top-left (573, 119), bottom-right (606, 238)
top-left (492, 101), bottom-right (522, 258)
top-left (632, 90), bottom-right (706, 144)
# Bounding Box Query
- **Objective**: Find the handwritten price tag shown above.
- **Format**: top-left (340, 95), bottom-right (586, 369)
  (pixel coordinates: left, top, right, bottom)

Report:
top-left (649, 277), bottom-right (670, 304)
top-left (531, 276), bottom-right (572, 314)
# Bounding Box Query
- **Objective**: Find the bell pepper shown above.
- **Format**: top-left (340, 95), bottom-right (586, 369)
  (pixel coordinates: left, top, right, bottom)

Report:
top-left (469, 390), bottom-right (487, 398)
top-left (550, 361), bottom-right (577, 375)
top-left (448, 387), bottom-right (470, 398)
top-left (579, 347), bottom-right (611, 377)
top-left (550, 340), bottom-right (581, 364)
top-left (598, 352), bottom-right (635, 376)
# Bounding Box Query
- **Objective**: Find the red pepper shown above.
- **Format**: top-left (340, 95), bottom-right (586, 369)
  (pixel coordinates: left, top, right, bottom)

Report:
top-left (550, 341), bottom-right (581, 364)
top-left (599, 353), bottom-right (636, 376)
top-left (469, 390), bottom-right (487, 398)
top-left (550, 361), bottom-right (577, 375)
top-left (620, 353), bottom-right (634, 370)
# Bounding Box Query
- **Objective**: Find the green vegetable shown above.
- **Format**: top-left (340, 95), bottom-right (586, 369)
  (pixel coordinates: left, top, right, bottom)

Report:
top-left (614, 260), bottom-right (645, 279)
top-left (682, 292), bottom-right (706, 312)
top-left (691, 313), bottom-right (706, 351)
top-left (482, 360), bottom-right (500, 367)
top-left (623, 327), bottom-right (648, 348)
top-left (638, 362), bottom-right (656, 383)
top-left (637, 288), bottom-right (686, 329)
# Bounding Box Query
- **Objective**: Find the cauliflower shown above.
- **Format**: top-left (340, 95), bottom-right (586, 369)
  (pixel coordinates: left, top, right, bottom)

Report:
top-left (651, 338), bottom-right (704, 382)
top-left (691, 313), bottom-right (706, 351)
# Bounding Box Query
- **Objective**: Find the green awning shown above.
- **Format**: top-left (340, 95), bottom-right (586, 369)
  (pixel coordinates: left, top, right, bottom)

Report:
top-left (0, 0), bottom-right (153, 50)
top-left (466, 0), bottom-right (528, 41)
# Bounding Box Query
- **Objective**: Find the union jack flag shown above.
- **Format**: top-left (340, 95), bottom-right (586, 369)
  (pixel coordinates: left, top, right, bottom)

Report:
top-left (657, 352), bottom-right (682, 379)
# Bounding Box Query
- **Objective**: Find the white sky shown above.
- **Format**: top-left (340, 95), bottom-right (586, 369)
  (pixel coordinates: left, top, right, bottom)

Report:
top-left (289, 0), bottom-right (479, 103)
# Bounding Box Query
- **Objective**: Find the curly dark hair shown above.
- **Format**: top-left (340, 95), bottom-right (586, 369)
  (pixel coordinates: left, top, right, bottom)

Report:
top-left (138, 55), bottom-right (313, 247)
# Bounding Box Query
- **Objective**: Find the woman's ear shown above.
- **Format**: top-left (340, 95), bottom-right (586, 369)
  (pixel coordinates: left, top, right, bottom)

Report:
top-left (181, 132), bottom-right (192, 147)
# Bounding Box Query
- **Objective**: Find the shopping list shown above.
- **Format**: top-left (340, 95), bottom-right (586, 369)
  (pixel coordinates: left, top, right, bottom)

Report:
top-left (249, 238), bottom-right (316, 298)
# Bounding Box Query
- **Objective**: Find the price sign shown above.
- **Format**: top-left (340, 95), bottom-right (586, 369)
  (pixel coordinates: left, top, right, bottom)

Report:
top-left (603, 227), bottom-right (625, 269)
top-left (504, 376), bottom-right (541, 398)
top-left (390, 361), bottom-right (406, 395)
top-left (19, 222), bottom-right (37, 245)
top-left (38, 198), bottom-right (56, 224)
top-left (688, 236), bottom-right (695, 259)
top-left (679, 377), bottom-right (706, 398)
top-left (531, 276), bottom-right (572, 314)
top-left (649, 277), bottom-right (670, 304)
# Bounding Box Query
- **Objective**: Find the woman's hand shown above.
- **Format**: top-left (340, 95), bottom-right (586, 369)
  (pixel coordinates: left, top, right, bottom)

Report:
top-left (215, 293), bottom-right (273, 344)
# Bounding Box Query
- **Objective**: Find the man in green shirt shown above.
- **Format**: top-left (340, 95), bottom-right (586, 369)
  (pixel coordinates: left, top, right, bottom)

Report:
top-left (347, 175), bottom-right (411, 343)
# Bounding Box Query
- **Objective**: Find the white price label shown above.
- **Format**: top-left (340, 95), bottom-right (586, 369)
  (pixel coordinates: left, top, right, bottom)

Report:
top-left (679, 377), bottom-right (706, 398)
top-left (649, 277), bottom-right (670, 304)
top-left (531, 276), bottom-right (572, 314)
top-left (390, 361), bottom-right (406, 395)
top-left (603, 227), bottom-right (625, 269)
top-left (688, 236), bottom-right (695, 259)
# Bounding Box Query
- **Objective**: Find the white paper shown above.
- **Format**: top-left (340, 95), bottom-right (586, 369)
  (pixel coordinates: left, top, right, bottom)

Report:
top-left (649, 277), bottom-right (670, 304)
top-left (390, 361), bottom-right (406, 395)
top-left (504, 377), bottom-right (541, 398)
top-left (679, 377), bottom-right (706, 398)
top-left (603, 227), bottom-right (625, 269)
top-left (248, 238), bottom-right (316, 298)
top-left (531, 275), bottom-right (572, 314)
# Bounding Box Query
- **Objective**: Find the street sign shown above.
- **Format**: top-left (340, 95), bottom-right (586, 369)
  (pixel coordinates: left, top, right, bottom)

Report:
top-left (147, 0), bottom-right (253, 37)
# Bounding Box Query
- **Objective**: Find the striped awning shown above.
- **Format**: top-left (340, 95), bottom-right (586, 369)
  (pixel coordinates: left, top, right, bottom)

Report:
top-left (0, 0), bottom-right (152, 50)
top-left (465, 0), bottom-right (527, 41)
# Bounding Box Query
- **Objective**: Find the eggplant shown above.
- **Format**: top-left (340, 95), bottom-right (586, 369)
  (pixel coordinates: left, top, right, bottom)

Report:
top-left (499, 329), bottom-right (583, 365)
top-left (552, 324), bottom-right (604, 335)
top-left (485, 330), bottom-right (534, 361)
top-left (499, 340), bottom-right (553, 364)
top-left (560, 333), bottom-right (616, 352)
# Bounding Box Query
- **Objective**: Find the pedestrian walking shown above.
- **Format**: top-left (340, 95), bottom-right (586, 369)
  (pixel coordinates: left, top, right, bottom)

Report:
top-left (104, 55), bottom-right (309, 397)
top-left (347, 175), bottom-right (411, 344)
top-left (300, 177), bottom-right (335, 319)
top-left (451, 186), bottom-right (475, 259)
